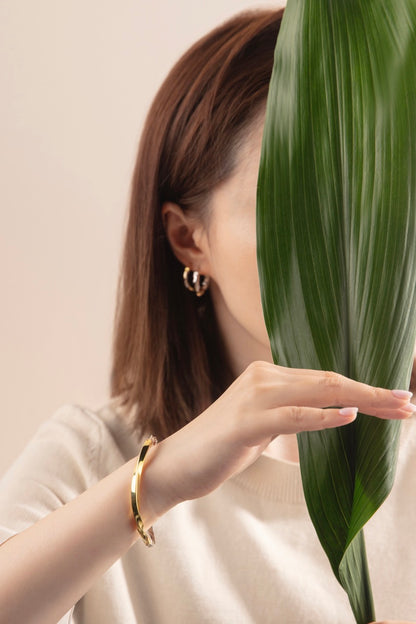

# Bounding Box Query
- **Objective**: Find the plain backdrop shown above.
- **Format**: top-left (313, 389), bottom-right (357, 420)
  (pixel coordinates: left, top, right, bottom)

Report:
top-left (0, 1), bottom-right (284, 475)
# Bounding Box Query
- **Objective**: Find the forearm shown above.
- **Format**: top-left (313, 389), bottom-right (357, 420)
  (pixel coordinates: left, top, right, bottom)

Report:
top-left (0, 457), bottom-right (145, 624)
top-left (1, 363), bottom-right (411, 624)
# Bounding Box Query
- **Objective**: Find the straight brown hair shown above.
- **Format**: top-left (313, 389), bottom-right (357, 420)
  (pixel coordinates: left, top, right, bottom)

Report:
top-left (111, 9), bottom-right (284, 439)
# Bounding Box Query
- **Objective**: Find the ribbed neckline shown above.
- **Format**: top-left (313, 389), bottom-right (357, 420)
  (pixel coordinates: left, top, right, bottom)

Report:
top-left (231, 418), bottom-right (416, 505)
top-left (231, 454), bottom-right (305, 505)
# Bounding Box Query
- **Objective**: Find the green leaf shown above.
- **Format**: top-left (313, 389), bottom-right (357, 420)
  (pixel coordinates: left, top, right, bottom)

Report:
top-left (256, 1), bottom-right (416, 622)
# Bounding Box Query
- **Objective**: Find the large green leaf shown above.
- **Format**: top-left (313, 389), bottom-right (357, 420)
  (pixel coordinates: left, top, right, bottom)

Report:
top-left (257, 1), bottom-right (416, 622)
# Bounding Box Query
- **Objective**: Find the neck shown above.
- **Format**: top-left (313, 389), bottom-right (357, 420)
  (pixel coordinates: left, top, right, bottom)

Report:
top-left (210, 285), bottom-right (273, 377)
top-left (209, 286), bottom-right (299, 464)
top-left (263, 435), bottom-right (300, 464)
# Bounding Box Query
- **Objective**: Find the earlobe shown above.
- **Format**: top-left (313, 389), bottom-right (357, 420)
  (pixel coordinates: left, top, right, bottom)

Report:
top-left (161, 201), bottom-right (211, 275)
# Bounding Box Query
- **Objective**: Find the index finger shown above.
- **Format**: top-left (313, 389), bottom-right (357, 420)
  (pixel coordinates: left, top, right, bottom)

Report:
top-left (265, 368), bottom-right (414, 415)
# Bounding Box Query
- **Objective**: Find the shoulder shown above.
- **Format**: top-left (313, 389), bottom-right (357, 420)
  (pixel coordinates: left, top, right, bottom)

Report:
top-left (0, 401), bottom-right (139, 541)
top-left (33, 401), bottom-right (139, 474)
top-left (5, 401), bottom-right (137, 485)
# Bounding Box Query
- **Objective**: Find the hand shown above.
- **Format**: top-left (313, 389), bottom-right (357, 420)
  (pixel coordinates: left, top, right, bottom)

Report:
top-left (141, 361), bottom-right (415, 525)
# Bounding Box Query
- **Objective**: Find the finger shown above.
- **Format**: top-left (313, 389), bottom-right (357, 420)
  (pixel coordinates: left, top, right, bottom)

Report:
top-left (253, 362), bottom-right (414, 403)
top-left (244, 406), bottom-right (358, 440)
top-left (370, 621), bottom-right (416, 624)
top-left (362, 405), bottom-right (416, 420)
top-left (260, 371), bottom-right (413, 412)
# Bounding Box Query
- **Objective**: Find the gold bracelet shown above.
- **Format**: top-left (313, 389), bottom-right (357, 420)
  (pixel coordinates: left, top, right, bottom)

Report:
top-left (131, 435), bottom-right (158, 547)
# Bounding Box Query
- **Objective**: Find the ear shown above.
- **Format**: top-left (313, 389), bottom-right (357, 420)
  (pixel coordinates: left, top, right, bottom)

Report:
top-left (161, 202), bottom-right (211, 275)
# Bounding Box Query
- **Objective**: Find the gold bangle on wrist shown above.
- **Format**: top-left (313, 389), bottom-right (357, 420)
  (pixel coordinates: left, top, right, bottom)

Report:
top-left (131, 435), bottom-right (158, 547)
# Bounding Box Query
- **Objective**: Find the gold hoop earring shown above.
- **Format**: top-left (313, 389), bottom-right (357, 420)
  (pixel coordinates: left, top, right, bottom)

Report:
top-left (183, 266), bottom-right (210, 297)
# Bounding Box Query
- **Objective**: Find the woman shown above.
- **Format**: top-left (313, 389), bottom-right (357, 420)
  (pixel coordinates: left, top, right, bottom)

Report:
top-left (1, 8), bottom-right (415, 623)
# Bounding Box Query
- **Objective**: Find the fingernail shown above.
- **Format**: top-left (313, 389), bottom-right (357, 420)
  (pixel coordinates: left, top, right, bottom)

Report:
top-left (392, 389), bottom-right (413, 400)
top-left (400, 403), bottom-right (416, 413)
top-left (339, 407), bottom-right (358, 418)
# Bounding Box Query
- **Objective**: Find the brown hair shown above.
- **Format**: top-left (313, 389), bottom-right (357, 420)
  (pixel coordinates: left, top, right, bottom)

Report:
top-left (111, 9), bottom-right (284, 439)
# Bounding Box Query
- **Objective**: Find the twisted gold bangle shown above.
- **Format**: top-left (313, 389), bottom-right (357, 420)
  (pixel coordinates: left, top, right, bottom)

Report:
top-left (131, 435), bottom-right (158, 547)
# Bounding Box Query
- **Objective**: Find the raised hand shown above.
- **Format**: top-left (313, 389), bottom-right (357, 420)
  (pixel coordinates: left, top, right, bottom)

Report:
top-left (141, 361), bottom-right (415, 525)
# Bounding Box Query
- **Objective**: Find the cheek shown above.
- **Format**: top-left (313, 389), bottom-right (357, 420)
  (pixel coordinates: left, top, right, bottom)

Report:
top-left (209, 219), bottom-right (256, 293)
top-left (210, 231), bottom-right (268, 339)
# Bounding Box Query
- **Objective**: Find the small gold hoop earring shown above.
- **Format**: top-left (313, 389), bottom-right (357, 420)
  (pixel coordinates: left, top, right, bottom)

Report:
top-left (183, 266), bottom-right (210, 297)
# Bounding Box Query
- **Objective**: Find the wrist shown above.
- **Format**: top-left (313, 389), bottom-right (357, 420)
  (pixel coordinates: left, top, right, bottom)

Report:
top-left (130, 437), bottom-right (158, 546)
top-left (135, 443), bottom-right (165, 530)
top-left (136, 439), bottom-right (181, 529)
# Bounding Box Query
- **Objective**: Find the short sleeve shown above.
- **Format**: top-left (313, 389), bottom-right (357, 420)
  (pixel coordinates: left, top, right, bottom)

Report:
top-left (0, 404), bottom-right (104, 543)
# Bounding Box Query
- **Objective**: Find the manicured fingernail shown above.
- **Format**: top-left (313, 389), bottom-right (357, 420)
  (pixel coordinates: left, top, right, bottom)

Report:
top-left (400, 403), bottom-right (416, 413)
top-left (339, 407), bottom-right (358, 418)
top-left (392, 389), bottom-right (413, 400)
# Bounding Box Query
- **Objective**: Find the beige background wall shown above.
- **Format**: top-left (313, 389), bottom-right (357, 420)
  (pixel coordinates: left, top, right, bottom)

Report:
top-left (0, 1), bottom-right (282, 475)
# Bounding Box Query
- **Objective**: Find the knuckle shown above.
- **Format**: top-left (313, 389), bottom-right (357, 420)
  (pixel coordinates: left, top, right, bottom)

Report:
top-left (318, 409), bottom-right (328, 426)
top-left (289, 405), bottom-right (304, 427)
top-left (320, 371), bottom-right (344, 399)
top-left (245, 360), bottom-right (266, 375)
top-left (244, 361), bottom-right (266, 390)
top-left (322, 370), bottom-right (343, 387)
top-left (371, 386), bottom-right (385, 405)
top-left (308, 409), bottom-right (330, 432)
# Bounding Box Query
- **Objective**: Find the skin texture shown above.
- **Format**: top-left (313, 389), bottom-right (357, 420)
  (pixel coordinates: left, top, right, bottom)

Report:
top-left (163, 115), bottom-right (300, 463)
top-left (163, 116), bottom-right (271, 379)
top-left (1, 119), bottom-right (414, 623)
top-left (162, 115), bottom-right (416, 463)
top-left (161, 117), bottom-right (416, 624)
